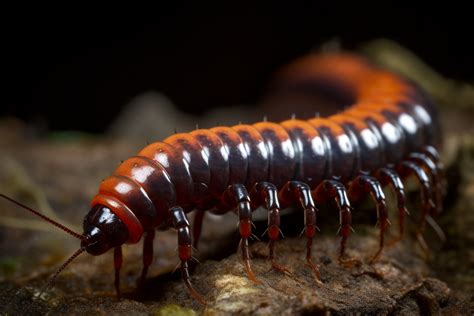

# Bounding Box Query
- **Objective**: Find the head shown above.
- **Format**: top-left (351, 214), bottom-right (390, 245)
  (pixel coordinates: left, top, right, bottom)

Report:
top-left (0, 193), bottom-right (130, 298)
top-left (81, 204), bottom-right (129, 255)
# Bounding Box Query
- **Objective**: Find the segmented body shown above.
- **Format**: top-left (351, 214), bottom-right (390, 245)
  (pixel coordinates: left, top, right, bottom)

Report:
top-left (88, 53), bottom-right (444, 301)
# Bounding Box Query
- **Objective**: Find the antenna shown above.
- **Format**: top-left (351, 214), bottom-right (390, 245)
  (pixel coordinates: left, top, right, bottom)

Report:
top-left (0, 193), bottom-right (90, 313)
top-left (23, 247), bottom-right (86, 314)
top-left (42, 247), bottom-right (86, 292)
top-left (0, 193), bottom-right (87, 242)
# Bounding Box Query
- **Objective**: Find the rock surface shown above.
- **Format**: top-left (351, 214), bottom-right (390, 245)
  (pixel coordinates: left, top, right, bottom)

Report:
top-left (0, 232), bottom-right (462, 315)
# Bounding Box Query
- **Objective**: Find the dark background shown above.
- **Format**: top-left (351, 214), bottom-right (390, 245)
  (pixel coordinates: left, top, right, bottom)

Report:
top-left (3, 4), bottom-right (473, 133)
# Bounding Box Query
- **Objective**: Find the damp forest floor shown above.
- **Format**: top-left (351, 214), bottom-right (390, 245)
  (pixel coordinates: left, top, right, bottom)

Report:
top-left (1, 41), bottom-right (474, 315)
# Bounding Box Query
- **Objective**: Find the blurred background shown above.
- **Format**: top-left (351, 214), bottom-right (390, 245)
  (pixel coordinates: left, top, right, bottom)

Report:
top-left (2, 3), bottom-right (473, 135)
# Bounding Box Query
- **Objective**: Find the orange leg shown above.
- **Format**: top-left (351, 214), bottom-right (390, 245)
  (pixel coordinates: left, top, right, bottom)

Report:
top-left (397, 161), bottom-right (436, 256)
top-left (170, 206), bottom-right (206, 304)
top-left (251, 182), bottom-right (290, 274)
top-left (223, 184), bottom-right (262, 284)
top-left (114, 246), bottom-right (123, 299)
top-left (348, 174), bottom-right (389, 263)
top-left (376, 167), bottom-right (408, 245)
top-left (313, 179), bottom-right (356, 265)
top-left (139, 229), bottom-right (155, 285)
top-left (279, 181), bottom-right (321, 281)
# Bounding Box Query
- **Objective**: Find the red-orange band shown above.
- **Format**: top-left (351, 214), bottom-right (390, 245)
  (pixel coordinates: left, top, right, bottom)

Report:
top-left (91, 194), bottom-right (144, 244)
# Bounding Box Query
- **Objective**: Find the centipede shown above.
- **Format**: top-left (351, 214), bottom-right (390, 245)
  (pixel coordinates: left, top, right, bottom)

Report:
top-left (0, 52), bottom-right (445, 305)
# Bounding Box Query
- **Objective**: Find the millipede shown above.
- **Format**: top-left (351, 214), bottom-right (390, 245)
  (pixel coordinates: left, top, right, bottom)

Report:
top-left (0, 52), bottom-right (446, 305)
